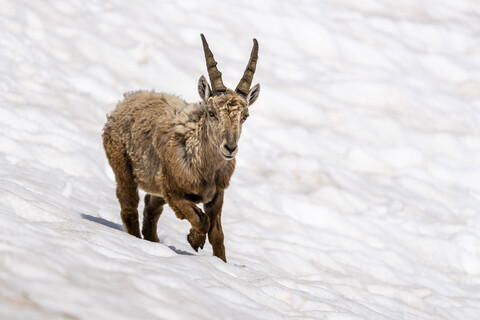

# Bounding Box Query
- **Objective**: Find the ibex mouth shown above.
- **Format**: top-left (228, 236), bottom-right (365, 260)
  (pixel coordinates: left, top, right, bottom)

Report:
top-left (221, 153), bottom-right (235, 160)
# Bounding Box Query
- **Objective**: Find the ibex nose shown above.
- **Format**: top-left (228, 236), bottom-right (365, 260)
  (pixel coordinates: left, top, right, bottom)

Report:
top-left (224, 144), bottom-right (237, 154)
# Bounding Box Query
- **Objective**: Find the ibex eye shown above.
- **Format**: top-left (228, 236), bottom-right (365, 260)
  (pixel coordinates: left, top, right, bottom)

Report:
top-left (208, 111), bottom-right (216, 118)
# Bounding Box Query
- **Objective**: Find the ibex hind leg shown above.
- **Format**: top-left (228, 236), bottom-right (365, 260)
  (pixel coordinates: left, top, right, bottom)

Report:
top-left (103, 133), bottom-right (141, 238)
top-left (142, 194), bottom-right (166, 242)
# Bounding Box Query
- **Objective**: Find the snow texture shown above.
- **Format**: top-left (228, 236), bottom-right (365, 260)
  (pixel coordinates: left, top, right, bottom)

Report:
top-left (1, 0), bottom-right (480, 319)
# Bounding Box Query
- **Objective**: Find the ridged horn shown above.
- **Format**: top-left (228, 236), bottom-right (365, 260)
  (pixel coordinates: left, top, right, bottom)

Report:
top-left (235, 38), bottom-right (258, 97)
top-left (201, 34), bottom-right (226, 93)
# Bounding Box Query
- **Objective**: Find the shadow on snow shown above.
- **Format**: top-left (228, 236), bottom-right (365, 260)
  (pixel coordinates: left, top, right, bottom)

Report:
top-left (80, 213), bottom-right (195, 256)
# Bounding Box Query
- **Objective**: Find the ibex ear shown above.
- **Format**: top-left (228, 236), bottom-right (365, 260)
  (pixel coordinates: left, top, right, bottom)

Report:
top-left (246, 83), bottom-right (260, 106)
top-left (198, 75), bottom-right (211, 104)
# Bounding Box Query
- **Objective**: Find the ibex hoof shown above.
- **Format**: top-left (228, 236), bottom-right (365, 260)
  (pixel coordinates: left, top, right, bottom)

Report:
top-left (143, 232), bottom-right (159, 243)
top-left (187, 228), bottom-right (206, 252)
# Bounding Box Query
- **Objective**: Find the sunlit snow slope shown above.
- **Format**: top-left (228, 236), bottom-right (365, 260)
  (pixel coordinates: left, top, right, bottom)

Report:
top-left (1, 0), bottom-right (480, 319)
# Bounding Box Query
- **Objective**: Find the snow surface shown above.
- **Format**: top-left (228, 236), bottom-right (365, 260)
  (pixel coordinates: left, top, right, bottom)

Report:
top-left (1, 0), bottom-right (480, 319)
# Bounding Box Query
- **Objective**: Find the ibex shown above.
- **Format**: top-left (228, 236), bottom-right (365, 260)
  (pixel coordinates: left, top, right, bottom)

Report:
top-left (102, 34), bottom-right (260, 262)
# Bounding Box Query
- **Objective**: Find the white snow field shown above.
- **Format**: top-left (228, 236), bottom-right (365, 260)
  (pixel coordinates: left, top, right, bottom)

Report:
top-left (1, 0), bottom-right (480, 319)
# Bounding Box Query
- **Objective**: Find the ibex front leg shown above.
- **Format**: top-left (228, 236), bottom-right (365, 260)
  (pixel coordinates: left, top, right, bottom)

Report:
top-left (205, 190), bottom-right (226, 262)
top-left (165, 193), bottom-right (210, 252)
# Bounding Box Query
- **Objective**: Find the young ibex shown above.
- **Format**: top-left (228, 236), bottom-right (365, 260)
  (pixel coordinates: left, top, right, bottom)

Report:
top-left (103, 34), bottom-right (260, 262)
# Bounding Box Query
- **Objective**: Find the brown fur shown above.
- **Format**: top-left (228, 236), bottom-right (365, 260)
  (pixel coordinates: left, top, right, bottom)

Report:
top-left (103, 90), bottom-right (259, 262)
top-left (102, 37), bottom-right (260, 262)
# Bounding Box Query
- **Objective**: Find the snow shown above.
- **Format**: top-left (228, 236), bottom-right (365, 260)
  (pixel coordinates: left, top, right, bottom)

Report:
top-left (1, 0), bottom-right (480, 319)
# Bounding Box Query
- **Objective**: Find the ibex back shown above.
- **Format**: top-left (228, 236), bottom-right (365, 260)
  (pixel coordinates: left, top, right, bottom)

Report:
top-left (102, 34), bottom-right (260, 262)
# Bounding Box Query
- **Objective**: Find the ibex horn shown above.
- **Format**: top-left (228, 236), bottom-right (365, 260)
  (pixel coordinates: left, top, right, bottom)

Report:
top-left (201, 34), bottom-right (226, 93)
top-left (235, 38), bottom-right (258, 97)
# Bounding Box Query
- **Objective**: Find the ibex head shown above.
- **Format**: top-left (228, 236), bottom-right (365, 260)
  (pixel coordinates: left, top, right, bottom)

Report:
top-left (198, 34), bottom-right (260, 161)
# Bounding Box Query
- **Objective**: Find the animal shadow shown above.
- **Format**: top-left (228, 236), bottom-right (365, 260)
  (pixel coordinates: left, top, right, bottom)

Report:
top-left (80, 213), bottom-right (194, 256)
top-left (81, 213), bottom-right (124, 231)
